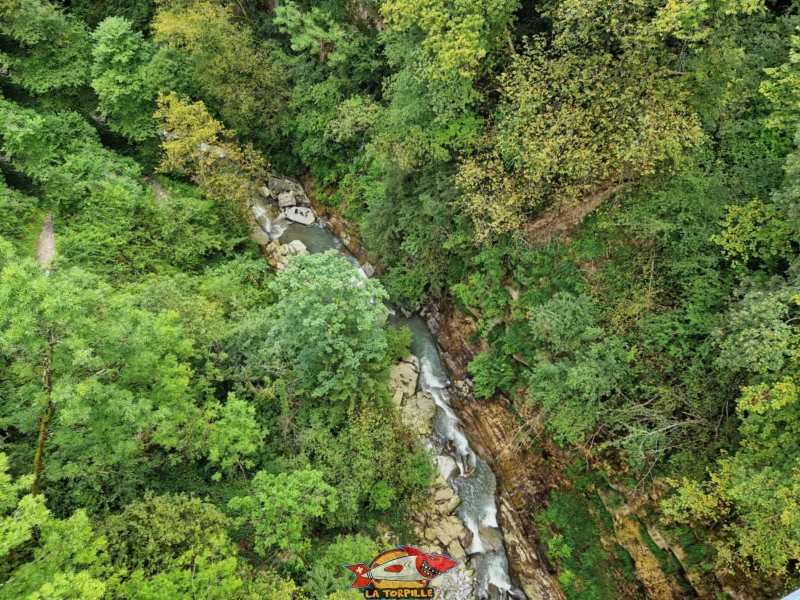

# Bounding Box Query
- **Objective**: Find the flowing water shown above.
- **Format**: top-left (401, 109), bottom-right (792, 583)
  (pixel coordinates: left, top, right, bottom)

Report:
top-left (280, 222), bottom-right (367, 277)
top-left (279, 221), bottom-right (526, 600)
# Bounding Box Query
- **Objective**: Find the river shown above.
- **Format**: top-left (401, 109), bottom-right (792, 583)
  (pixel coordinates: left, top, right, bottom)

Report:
top-left (278, 221), bottom-right (526, 600)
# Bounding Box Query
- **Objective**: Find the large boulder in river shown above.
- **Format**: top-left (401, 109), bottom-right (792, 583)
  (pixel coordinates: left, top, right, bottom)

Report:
top-left (478, 526), bottom-right (504, 553)
top-left (267, 177), bottom-right (310, 206)
top-left (283, 239), bottom-right (309, 256)
top-left (284, 205), bottom-right (316, 225)
top-left (389, 356), bottom-right (420, 406)
top-left (278, 190), bottom-right (297, 208)
top-left (434, 455), bottom-right (459, 481)
top-left (402, 391), bottom-right (436, 436)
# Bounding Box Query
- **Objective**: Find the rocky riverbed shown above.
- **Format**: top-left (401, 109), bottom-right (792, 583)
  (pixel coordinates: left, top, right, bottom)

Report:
top-left (388, 355), bottom-right (475, 599)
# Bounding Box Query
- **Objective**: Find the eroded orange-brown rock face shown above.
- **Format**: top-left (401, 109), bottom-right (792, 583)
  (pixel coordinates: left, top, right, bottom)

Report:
top-left (420, 298), bottom-right (485, 381)
top-left (421, 298), bottom-right (567, 600)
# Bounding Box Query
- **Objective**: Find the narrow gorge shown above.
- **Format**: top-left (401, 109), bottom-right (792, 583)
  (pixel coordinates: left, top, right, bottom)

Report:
top-left (249, 180), bottom-right (566, 600)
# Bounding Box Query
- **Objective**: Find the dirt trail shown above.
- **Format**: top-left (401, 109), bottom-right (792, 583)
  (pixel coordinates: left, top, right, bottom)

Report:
top-left (145, 176), bottom-right (169, 205)
top-left (37, 212), bottom-right (55, 268)
top-left (526, 184), bottom-right (617, 245)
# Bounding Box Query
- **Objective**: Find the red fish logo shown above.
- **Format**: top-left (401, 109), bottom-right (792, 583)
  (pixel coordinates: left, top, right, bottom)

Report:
top-left (343, 545), bottom-right (459, 597)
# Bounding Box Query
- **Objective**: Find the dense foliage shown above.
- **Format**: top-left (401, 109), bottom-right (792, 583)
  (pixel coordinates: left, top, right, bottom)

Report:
top-left (0, 2), bottom-right (428, 597)
top-left (2, 0), bottom-right (800, 597)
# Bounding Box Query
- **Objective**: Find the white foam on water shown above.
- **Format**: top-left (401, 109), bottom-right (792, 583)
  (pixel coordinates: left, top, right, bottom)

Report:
top-left (481, 504), bottom-right (498, 528)
top-left (462, 516), bottom-right (485, 554)
top-left (269, 219), bottom-right (292, 239)
top-left (429, 392), bottom-right (474, 475)
top-left (420, 361), bottom-right (450, 391)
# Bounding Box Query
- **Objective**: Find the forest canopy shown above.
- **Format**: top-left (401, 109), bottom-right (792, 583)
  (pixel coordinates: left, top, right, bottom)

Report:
top-left (1, 0), bottom-right (800, 598)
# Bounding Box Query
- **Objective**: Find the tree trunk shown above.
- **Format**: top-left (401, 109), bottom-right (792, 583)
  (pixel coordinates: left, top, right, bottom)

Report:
top-left (31, 402), bottom-right (55, 496)
top-left (31, 337), bottom-right (55, 496)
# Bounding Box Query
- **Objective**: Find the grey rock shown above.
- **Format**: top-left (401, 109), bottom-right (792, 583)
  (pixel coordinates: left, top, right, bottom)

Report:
top-left (268, 177), bottom-right (311, 206)
top-left (447, 539), bottom-right (467, 560)
top-left (284, 206), bottom-right (316, 225)
top-left (278, 190), bottom-right (297, 208)
top-left (267, 177), bottom-right (294, 194)
top-left (402, 391), bottom-right (436, 436)
top-left (198, 142), bottom-right (227, 158)
top-left (251, 228), bottom-right (270, 245)
top-left (389, 356), bottom-right (419, 403)
top-left (431, 516), bottom-right (466, 547)
top-left (283, 239), bottom-right (309, 256)
top-left (444, 495), bottom-right (462, 515)
top-left (434, 455), bottom-right (459, 481)
top-left (435, 486), bottom-right (455, 503)
top-left (391, 388), bottom-right (405, 408)
top-left (461, 529), bottom-right (474, 552)
top-left (159, 130), bottom-right (180, 141)
top-left (478, 526), bottom-right (503, 553)
top-left (251, 205), bottom-right (271, 233)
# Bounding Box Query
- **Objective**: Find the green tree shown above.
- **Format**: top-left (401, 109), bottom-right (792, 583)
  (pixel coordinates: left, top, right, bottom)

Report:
top-left (273, 2), bottom-right (352, 67)
top-left (58, 179), bottom-right (241, 279)
top-left (90, 16), bottom-right (156, 141)
top-left (381, 0), bottom-right (517, 117)
top-left (272, 1), bottom-right (383, 185)
top-left (663, 258), bottom-right (800, 578)
top-left (0, 0), bottom-right (91, 94)
top-left (201, 393), bottom-right (265, 476)
top-left (664, 376), bottom-right (800, 578)
top-left (104, 492), bottom-right (233, 576)
top-left (762, 27), bottom-right (800, 131)
top-left (228, 468), bottom-right (337, 568)
top-left (0, 454), bottom-right (108, 600)
top-left (519, 293), bottom-right (632, 446)
top-left (0, 96), bottom-right (143, 209)
top-left (712, 198), bottom-right (796, 269)
top-left (303, 534), bottom-right (381, 597)
top-left (457, 13), bottom-right (705, 238)
top-left (0, 254), bottom-right (218, 510)
top-left (152, 0), bottom-right (289, 145)
top-left (104, 493), bottom-right (302, 599)
top-left (365, 0), bottom-right (518, 171)
top-left (155, 92), bottom-right (267, 223)
top-left (261, 250), bottom-right (391, 406)
top-left (0, 179), bottom-right (38, 250)
top-left (456, 0), bottom-right (764, 239)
